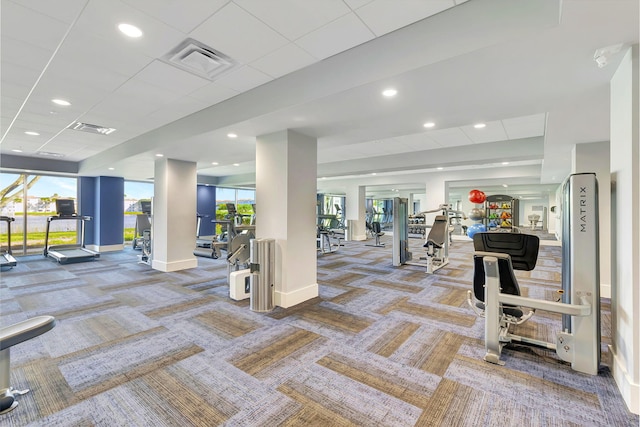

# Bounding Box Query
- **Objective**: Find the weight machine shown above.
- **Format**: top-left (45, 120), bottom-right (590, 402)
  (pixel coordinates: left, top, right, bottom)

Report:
top-left (393, 199), bottom-right (465, 274)
top-left (468, 173), bottom-right (600, 374)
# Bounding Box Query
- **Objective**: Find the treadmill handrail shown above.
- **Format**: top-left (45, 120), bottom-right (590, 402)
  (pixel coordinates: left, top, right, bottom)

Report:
top-left (44, 215), bottom-right (92, 257)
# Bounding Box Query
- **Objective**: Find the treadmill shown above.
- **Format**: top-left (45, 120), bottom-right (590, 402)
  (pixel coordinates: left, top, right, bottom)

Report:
top-left (1, 216), bottom-right (17, 268)
top-left (44, 199), bottom-right (99, 264)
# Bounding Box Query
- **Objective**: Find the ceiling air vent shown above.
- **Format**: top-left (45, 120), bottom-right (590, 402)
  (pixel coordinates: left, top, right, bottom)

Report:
top-left (38, 151), bottom-right (64, 158)
top-left (162, 38), bottom-right (237, 80)
top-left (68, 122), bottom-right (116, 135)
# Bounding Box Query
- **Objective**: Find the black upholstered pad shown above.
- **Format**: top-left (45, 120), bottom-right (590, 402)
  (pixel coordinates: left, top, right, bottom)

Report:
top-left (473, 232), bottom-right (539, 271)
top-left (472, 233), bottom-right (540, 317)
top-left (0, 316), bottom-right (56, 351)
top-left (424, 215), bottom-right (448, 248)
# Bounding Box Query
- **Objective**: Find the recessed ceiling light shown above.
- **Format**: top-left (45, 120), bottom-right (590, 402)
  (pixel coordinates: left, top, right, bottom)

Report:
top-left (473, 123), bottom-right (486, 129)
top-left (233, 163), bottom-right (240, 167)
top-left (211, 162), bottom-right (219, 165)
top-left (437, 167), bottom-right (444, 170)
top-left (51, 99), bottom-right (71, 106)
top-left (371, 173), bottom-right (377, 176)
top-left (423, 122), bottom-right (435, 128)
top-left (108, 167), bottom-right (115, 171)
top-left (502, 161), bottom-right (510, 165)
top-left (155, 154), bottom-right (164, 157)
top-left (382, 88), bottom-right (397, 97)
top-left (24, 131), bottom-right (40, 136)
top-left (227, 133), bottom-right (238, 138)
top-left (118, 23), bottom-right (143, 38)
top-left (11, 149), bottom-right (23, 153)
top-left (502, 184), bottom-right (508, 188)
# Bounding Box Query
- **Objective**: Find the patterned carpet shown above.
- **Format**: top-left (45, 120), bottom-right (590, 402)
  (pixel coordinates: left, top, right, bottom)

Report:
top-left (0, 236), bottom-right (637, 426)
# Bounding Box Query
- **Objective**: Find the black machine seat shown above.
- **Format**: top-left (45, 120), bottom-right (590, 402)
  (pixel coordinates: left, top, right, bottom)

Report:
top-left (424, 215), bottom-right (447, 248)
top-left (472, 232), bottom-right (540, 318)
top-left (371, 221), bottom-right (384, 236)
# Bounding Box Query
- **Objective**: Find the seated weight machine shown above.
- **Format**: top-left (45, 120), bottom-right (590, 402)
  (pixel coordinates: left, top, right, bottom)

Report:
top-left (393, 199), bottom-right (465, 274)
top-left (467, 173), bottom-right (600, 374)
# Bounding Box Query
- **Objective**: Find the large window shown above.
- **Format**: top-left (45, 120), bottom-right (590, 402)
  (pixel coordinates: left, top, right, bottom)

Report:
top-left (215, 187), bottom-right (255, 231)
top-left (123, 181), bottom-right (153, 244)
top-left (0, 172), bottom-right (77, 255)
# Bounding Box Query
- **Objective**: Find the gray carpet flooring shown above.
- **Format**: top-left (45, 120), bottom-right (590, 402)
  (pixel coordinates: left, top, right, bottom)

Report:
top-left (0, 236), bottom-right (637, 426)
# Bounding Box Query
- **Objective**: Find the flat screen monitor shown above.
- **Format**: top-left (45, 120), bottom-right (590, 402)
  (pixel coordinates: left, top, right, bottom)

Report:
top-left (140, 200), bottom-right (151, 215)
top-left (56, 199), bottom-right (76, 216)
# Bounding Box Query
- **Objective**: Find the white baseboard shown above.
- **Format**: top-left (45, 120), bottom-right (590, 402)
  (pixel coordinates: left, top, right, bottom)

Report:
top-left (275, 283), bottom-right (318, 308)
top-left (152, 257), bottom-right (198, 272)
top-left (86, 243), bottom-right (124, 253)
top-left (600, 283), bottom-right (611, 299)
top-left (609, 344), bottom-right (640, 415)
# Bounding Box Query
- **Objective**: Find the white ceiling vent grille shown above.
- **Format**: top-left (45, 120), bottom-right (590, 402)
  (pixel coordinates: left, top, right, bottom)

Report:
top-left (68, 122), bottom-right (116, 135)
top-left (163, 38), bottom-right (237, 80)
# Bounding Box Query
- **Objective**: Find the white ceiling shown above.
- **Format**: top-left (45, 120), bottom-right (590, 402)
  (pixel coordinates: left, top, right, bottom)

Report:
top-left (1, 0), bottom-right (638, 200)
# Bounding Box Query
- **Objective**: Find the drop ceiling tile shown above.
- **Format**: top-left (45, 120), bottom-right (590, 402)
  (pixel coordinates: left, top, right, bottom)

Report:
top-left (460, 120), bottom-right (508, 144)
top-left (88, 79), bottom-right (183, 123)
top-left (502, 113), bottom-right (546, 139)
top-left (235, 0), bottom-right (350, 40)
top-left (394, 132), bottom-right (441, 151)
top-left (0, 62), bottom-right (42, 95)
top-left (250, 43), bottom-right (317, 78)
top-left (189, 2), bottom-right (289, 64)
top-left (1, 36), bottom-right (53, 73)
top-left (295, 13), bottom-right (375, 60)
top-left (138, 95), bottom-right (209, 129)
top-left (11, 0), bottom-right (89, 24)
top-left (427, 127), bottom-right (473, 147)
top-left (134, 60), bottom-right (211, 96)
top-left (11, 117), bottom-right (65, 135)
top-left (344, 0), bottom-right (374, 10)
top-left (1, 1), bottom-right (69, 51)
top-left (72, 0), bottom-right (188, 59)
top-left (186, 83), bottom-right (239, 105)
top-left (121, 0), bottom-right (229, 33)
top-left (355, 0), bottom-right (455, 37)
top-left (56, 32), bottom-right (154, 77)
top-left (215, 66), bottom-right (272, 92)
top-left (42, 58), bottom-right (131, 95)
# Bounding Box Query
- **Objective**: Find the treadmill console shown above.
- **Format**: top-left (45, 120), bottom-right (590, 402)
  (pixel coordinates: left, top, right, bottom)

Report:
top-left (56, 199), bottom-right (77, 217)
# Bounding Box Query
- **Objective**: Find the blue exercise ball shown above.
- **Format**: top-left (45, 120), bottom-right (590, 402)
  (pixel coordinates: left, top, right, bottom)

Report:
top-left (467, 223), bottom-right (487, 239)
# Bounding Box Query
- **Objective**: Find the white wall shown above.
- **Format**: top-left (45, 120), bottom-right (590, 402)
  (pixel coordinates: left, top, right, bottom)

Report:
top-left (609, 45), bottom-right (639, 415)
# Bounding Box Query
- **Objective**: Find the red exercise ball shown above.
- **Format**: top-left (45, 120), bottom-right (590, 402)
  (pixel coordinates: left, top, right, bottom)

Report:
top-left (469, 189), bottom-right (486, 204)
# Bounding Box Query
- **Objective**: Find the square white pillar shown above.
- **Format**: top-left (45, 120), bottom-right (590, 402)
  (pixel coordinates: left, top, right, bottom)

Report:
top-left (346, 184), bottom-right (367, 241)
top-left (256, 130), bottom-right (318, 308)
top-left (152, 158), bottom-right (198, 272)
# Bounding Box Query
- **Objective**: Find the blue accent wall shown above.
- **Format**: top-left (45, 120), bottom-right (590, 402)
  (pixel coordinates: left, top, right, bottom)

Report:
top-left (196, 185), bottom-right (216, 236)
top-left (97, 176), bottom-right (124, 246)
top-left (78, 176), bottom-right (124, 247)
top-left (78, 177), bottom-right (96, 245)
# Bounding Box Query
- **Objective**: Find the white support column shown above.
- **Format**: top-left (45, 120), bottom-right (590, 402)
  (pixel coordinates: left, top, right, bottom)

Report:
top-left (423, 176), bottom-right (447, 225)
top-left (571, 141), bottom-right (612, 298)
top-left (345, 184), bottom-right (366, 241)
top-left (152, 158), bottom-right (198, 272)
top-left (256, 130), bottom-right (318, 308)
top-left (609, 45), bottom-right (639, 415)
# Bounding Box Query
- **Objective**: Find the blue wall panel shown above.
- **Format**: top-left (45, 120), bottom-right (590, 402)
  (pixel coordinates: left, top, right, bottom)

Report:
top-left (197, 185), bottom-right (216, 236)
top-left (97, 176), bottom-right (124, 246)
top-left (78, 177), bottom-right (96, 245)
